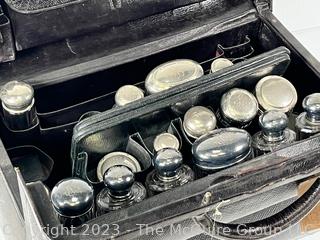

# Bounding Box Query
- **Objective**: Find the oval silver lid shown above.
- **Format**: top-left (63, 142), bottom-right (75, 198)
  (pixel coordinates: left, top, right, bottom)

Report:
top-left (255, 75), bottom-right (297, 113)
top-left (51, 178), bottom-right (94, 217)
top-left (145, 59), bottom-right (204, 94)
top-left (220, 88), bottom-right (258, 123)
top-left (183, 106), bottom-right (217, 139)
top-left (115, 85), bottom-right (144, 107)
top-left (192, 128), bottom-right (252, 170)
top-left (211, 58), bottom-right (234, 73)
top-left (0, 81), bottom-right (34, 110)
top-left (96, 152), bottom-right (141, 182)
top-left (153, 133), bottom-right (180, 152)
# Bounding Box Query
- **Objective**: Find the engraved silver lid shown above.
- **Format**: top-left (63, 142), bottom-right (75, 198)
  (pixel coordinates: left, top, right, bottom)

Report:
top-left (96, 152), bottom-right (141, 182)
top-left (260, 110), bottom-right (288, 141)
top-left (104, 166), bottom-right (135, 197)
top-left (183, 106), bottom-right (217, 139)
top-left (145, 59), bottom-right (204, 94)
top-left (192, 128), bottom-right (252, 170)
top-left (302, 93), bottom-right (320, 122)
top-left (154, 148), bottom-right (183, 178)
top-left (51, 178), bottom-right (94, 217)
top-left (255, 76), bottom-right (297, 113)
top-left (211, 58), bottom-right (234, 73)
top-left (153, 133), bottom-right (180, 152)
top-left (115, 85), bottom-right (144, 107)
top-left (220, 88), bottom-right (258, 123)
top-left (0, 81), bottom-right (34, 111)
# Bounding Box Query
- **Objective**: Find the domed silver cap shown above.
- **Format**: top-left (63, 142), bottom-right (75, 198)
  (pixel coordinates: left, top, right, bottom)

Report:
top-left (51, 178), bottom-right (94, 217)
top-left (192, 128), bottom-right (252, 170)
top-left (0, 81), bottom-right (34, 111)
top-left (220, 88), bottom-right (258, 124)
top-left (154, 148), bottom-right (183, 178)
top-left (104, 166), bottom-right (135, 197)
top-left (153, 133), bottom-right (180, 152)
top-left (183, 106), bottom-right (217, 139)
top-left (145, 59), bottom-right (204, 94)
top-left (211, 58), bottom-right (234, 73)
top-left (115, 85), bottom-right (144, 107)
top-left (96, 152), bottom-right (141, 182)
top-left (303, 93), bottom-right (320, 122)
top-left (255, 76), bottom-right (297, 113)
top-left (260, 110), bottom-right (288, 141)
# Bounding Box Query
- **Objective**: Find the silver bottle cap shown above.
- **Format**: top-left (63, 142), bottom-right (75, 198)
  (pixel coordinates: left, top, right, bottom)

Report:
top-left (51, 178), bottom-right (94, 217)
top-left (211, 58), bottom-right (234, 73)
top-left (96, 152), bottom-right (141, 182)
top-left (104, 166), bottom-right (135, 197)
top-left (260, 110), bottom-right (288, 142)
top-left (183, 106), bottom-right (217, 139)
top-left (255, 76), bottom-right (297, 113)
top-left (220, 88), bottom-right (258, 124)
top-left (192, 128), bottom-right (252, 170)
top-left (154, 148), bottom-right (183, 178)
top-left (153, 133), bottom-right (180, 152)
top-left (145, 59), bottom-right (204, 94)
top-left (115, 85), bottom-right (144, 107)
top-left (303, 93), bottom-right (320, 122)
top-left (0, 81), bottom-right (34, 111)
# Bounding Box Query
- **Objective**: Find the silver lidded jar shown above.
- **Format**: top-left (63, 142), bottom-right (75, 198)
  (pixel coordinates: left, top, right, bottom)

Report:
top-left (217, 88), bottom-right (258, 128)
top-left (146, 148), bottom-right (194, 196)
top-left (114, 85), bottom-right (144, 107)
top-left (145, 59), bottom-right (204, 94)
top-left (183, 106), bottom-right (217, 140)
top-left (0, 81), bottom-right (38, 131)
top-left (192, 128), bottom-right (253, 176)
top-left (210, 58), bottom-right (234, 73)
top-left (51, 178), bottom-right (95, 227)
top-left (96, 166), bottom-right (146, 215)
top-left (295, 93), bottom-right (320, 140)
top-left (252, 110), bottom-right (296, 156)
top-left (255, 75), bottom-right (297, 113)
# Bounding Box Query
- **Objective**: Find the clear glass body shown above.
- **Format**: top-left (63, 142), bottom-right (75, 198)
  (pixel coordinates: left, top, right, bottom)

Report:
top-left (252, 129), bottom-right (296, 156)
top-left (146, 165), bottom-right (194, 196)
top-left (295, 112), bottom-right (320, 140)
top-left (96, 182), bottom-right (146, 216)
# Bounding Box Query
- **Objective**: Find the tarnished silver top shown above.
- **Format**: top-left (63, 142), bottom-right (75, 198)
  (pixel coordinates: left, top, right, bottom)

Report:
top-left (220, 88), bottom-right (258, 123)
top-left (211, 58), bottom-right (234, 73)
top-left (145, 59), bottom-right (204, 94)
top-left (192, 128), bottom-right (252, 170)
top-left (183, 106), bottom-right (217, 139)
top-left (96, 152), bottom-right (141, 182)
top-left (51, 178), bottom-right (94, 217)
top-left (255, 75), bottom-right (297, 113)
top-left (154, 148), bottom-right (183, 178)
top-left (115, 85), bottom-right (144, 107)
top-left (302, 93), bottom-right (320, 122)
top-left (153, 133), bottom-right (180, 152)
top-left (0, 81), bottom-right (34, 110)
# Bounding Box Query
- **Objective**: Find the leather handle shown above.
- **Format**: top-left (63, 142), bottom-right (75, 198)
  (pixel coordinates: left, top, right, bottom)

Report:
top-left (197, 178), bottom-right (320, 239)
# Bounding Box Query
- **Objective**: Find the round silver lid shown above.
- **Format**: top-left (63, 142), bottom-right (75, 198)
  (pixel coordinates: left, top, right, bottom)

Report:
top-left (211, 58), bottom-right (234, 73)
top-left (153, 133), bottom-right (180, 152)
top-left (260, 110), bottom-right (288, 141)
top-left (255, 76), bottom-right (297, 113)
top-left (183, 106), bottom-right (217, 139)
top-left (96, 152), bottom-right (141, 182)
top-left (115, 85), bottom-right (144, 107)
top-left (145, 59), bottom-right (204, 94)
top-left (104, 166), bottom-right (135, 197)
top-left (154, 148), bottom-right (183, 178)
top-left (302, 93), bottom-right (320, 122)
top-left (51, 178), bottom-right (94, 217)
top-left (0, 81), bottom-right (34, 110)
top-left (220, 88), bottom-right (258, 123)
